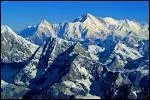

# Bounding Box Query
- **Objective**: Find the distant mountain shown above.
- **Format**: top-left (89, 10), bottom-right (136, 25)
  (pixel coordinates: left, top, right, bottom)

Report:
top-left (19, 19), bottom-right (56, 45)
top-left (20, 13), bottom-right (149, 46)
top-left (19, 25), bottom-right (37, 38)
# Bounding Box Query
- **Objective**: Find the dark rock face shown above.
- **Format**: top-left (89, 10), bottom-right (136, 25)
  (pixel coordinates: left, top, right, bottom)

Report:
top-left (98, 41), bottom-right (117, 63)
top-left (113, 83), bottom-right (132, 99)
top-left (89, 66), bottom-right (135, 99)
top-left (124, 57), bottom-right (147, 70)
top-left (139, 75), bottom-right (149, 92)
top-left (137, 75), bottom-right (149, 99)
top-left (36, 38), bottom-right (56, 74)
top-left (128, 71), bottom-right (143, 86)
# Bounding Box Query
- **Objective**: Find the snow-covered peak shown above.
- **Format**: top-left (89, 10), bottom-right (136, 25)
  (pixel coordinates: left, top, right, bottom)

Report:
top-left (39, 19), bottom-right (49, 25)
top-left (103, 17), bottom-right (120, 25)
top-left (35, 19), bottom-right (56, 36)
top-left (37, 19), bottom-right (52, 29)
top-left (25, 20), bottom-right (57, 45)
top-left (19, 13), bottom-right (148, 45)
top-left (81, 14), bottom-right (109, 34)
top-left (85, 13), bottom-right (93, 17)
top-left (62, 14), bottom-right (109, 41)
top-left (72, 13), bottom-right (98, 22)
top-left (83, 13), bottom-right (95, 20)
top-left (1, 25), bottom-right (16, 34)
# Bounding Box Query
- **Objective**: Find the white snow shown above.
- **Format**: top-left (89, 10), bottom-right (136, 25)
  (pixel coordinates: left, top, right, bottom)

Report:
top-left (1, 25), bottom-right (37, 49)
top-left (33, 19), bottom-right (57, 38)
top-left (104, 17), bottom-right (120, 25)
top-left (1, 25), bottom-right (38, 62)
top-left (1, 80), bottom-right (8, 88)
top-left (115, 42), bottom-right (142, 60)
top-left (88, 45), bottom-right (104, 60)
top-left (76, 94), bottom-right (101, 99)
top-left (126, 20), bottom-right (141, 33)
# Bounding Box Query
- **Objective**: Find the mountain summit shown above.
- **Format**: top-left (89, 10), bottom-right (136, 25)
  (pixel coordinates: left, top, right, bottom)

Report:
top-left (37, 19), bottom-right (51, 29)
top-left (21, 19), bottom-right (57, 45)
top-left (72, 13), bottom-right (96, 22)
top-left (20, 14), bottom-right (149, 45)
top-left (36, 19), bottom-right (56, 36)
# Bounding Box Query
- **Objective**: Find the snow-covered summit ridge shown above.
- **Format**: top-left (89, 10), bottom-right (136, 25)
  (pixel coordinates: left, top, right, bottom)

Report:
top-left (72, 13), bottom-right (98, 22)
top-left (20, 13), bottom-right (149, 45)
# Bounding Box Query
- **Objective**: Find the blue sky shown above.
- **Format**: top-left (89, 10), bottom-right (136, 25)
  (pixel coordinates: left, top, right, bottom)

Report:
top-left (1, 1), bottom-right (149, 31)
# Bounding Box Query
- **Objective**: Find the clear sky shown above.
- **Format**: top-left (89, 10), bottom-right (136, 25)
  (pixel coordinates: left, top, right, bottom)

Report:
top-left (1, 1), bottom-right (149, 31)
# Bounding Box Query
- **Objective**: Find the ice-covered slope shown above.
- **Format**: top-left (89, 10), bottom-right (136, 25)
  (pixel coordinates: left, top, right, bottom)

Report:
top-left (1, 25), bottom-right (38, 63)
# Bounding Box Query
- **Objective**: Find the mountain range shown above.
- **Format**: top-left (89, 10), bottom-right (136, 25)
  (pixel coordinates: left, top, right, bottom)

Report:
top-left (1, 13), bottom-right (149, 99)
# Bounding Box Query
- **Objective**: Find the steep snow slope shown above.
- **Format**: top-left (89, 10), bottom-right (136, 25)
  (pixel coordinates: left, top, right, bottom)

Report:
top-left (1, 25), bottom-right (38, 63)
